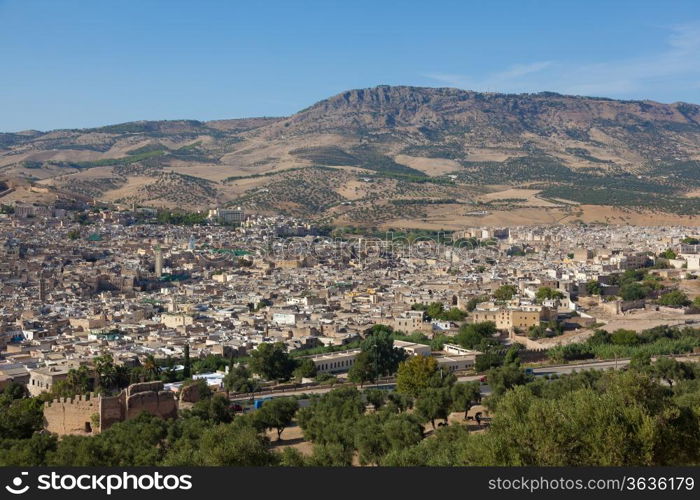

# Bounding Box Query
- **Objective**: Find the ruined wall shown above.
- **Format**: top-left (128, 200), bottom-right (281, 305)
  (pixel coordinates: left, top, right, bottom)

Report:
top-left (44, 382), bottom-right (178, 436)
top-left (126, 390), bottom-right (177, 420)
top-left (179, 383), bottom-right (203, 404)
top-left (99, 391), bottom-right (126, 431)
top-left (601, 299), bottom-right (646, 316)
top-left (127, 381), bottom-right (165, 396)
top-left (509, 332), bottom-right (548, 350)
top-left (44, 394), bottom-right (100, 435)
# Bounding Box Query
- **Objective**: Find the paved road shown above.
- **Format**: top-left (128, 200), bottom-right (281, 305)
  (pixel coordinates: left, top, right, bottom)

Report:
top-left (231, 358), bottom-right (637, 402)
top-left (533, 358), bottom-right (631, 376)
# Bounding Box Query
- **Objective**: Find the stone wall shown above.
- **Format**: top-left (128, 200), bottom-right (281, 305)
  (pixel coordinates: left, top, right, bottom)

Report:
top-left (601, 299), bottom-right (646, 315)
top-left (127, 381), bottom-right (165, 396)
top-left (44, 394), bottom-right (99, 435)
top-left (99, 391), bottom-right (126, 431)
top-left (44, 381), bottom-right (178, 436)
top-left (126, 389), bottom-right (177, 420)
top-left (509, 332), bottom-right (548, 350)
top-left (179, 383), bottom-right (203, 404)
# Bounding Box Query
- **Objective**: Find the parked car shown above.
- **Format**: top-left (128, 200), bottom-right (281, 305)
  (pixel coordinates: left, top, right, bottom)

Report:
top-left (479, 376), bottom-right (487, 383)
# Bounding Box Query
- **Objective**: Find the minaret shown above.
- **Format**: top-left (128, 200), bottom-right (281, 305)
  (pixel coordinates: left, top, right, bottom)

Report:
top-left (154, 246), bottom-right (163, 278)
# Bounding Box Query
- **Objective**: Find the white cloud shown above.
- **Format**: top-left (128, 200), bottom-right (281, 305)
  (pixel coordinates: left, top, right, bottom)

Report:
top-left (424, 23), bottom-right (700, 100)
top-left (424, 61), bottom-right (552, 93)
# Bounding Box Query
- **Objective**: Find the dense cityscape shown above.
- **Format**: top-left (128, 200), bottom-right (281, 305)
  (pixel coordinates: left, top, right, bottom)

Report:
top-left (1, 201), bottom-right (699, 466)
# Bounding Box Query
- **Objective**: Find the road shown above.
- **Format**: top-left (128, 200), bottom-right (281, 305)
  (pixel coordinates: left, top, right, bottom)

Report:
top-left (230, 357), bottom-right (635, 402)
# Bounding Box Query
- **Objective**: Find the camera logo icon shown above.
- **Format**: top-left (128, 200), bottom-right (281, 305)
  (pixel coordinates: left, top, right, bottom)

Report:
top-left (5, 472), bottom-right (29, 495)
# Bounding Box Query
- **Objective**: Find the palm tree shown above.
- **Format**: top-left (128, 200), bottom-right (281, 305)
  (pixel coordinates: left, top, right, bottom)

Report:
top-left (94, 354), bottom-right (118, 394)
top-left (142, 354), bottom-right (161, 381)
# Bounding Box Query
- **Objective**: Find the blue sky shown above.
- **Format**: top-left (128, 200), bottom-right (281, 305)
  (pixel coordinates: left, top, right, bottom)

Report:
top-left (2, 0), bottom-right (700, 131)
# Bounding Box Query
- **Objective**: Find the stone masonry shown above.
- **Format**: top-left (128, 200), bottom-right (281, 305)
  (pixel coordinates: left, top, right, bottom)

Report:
top-left (43, 381), bottom-right (178, 436)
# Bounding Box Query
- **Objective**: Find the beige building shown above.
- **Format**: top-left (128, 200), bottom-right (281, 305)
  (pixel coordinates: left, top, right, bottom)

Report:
top-left (572, 248), bottom-right (593, 262)
top-left (682, 254), bottom-right (700, 270)
top-left (393, 340), bottom-right (432, 356)
top-left (28, 365), bottom-right (70, 396)
top-left (436, 355), bottom-right (476, 372)
top-left (308, 349), bottom-right (360, 374)
top-left (393, 310), bottom-right (425, 331)
top-left (471, 306), bottom-right (549, 331)
top-left (160, 313), bottom-right (194, 328)
top-left (69, 317), bottom-right (107, 331)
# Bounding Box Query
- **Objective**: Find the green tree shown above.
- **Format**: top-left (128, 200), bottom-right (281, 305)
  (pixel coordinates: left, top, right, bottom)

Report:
top-left (459, 372), bottom-right (700, 466)
top-left (487, 348), bottom-right (532, 397)
top-left (51, 365), bottom-right (92, 397)
top-left (442, 307), bottom-right (467, 321)
top-left (454, 321), bottom-right (498, 349)
top-left (353, 414), bottom-right (389, 465)
top-left (382, 413), bottom-right (423, 451)
top-left (585, 280), bottom-right (601, 295)
top-left (547, 343), bottom-right (594, 363)
top-left (528, 321), bottom-right (563, 339)
top-left (297, 387), bottom-right (365, 447)
top-left (182, 344), bottom-right (191, 379)
top-left (658, 290), bottom-right (690, 307)
top-left (610, 329), bottom-right (640, 346)
top-left (659, 248), bottom-right (677, 260)
top-left (306, 442), bottom-right (353, 466)
top-left (249, 342), bottom-right (295, 381)
top-left (142, 354), bottom-right (161, 381)
top-left (184, 421), bottom-right (276, 466)
top-left (278, 447), bottom-right (307, 466)
top-left (475, 351), bottom-right (503, 372)
top-left (465, 295), bottom-right (488, 312)
top-left (382, 424), bottom-right (470, 466)
top-left (451, 381), bottom-right (482, 419)
top-left (426, 302), bottom-right (445, 320)
top-left (347, 351), bottom-right (376, 386)
top-left (0, 395), bottom-right (44, 440)
top-left (189, 393), bottom-right (232, 424)
top-left (293, 358), bottom-right (317, 379)
top-left (415, 388), bottom-right (452, 429)
top-left (587, 329), bottom-right (611, 345)
top-left (493, 285), bottom-right (517, 301)
top-left (223, 365), bottom-right (260, 394)
top-left (620, 282), bottom-right (650, 301)
top-left (364, 388), bottom-right (386, 410)
top-left (535, 287), bottom-right (564, 303)
top-left (93, 354), bottom-right (124, 394)
top-left (254, 398), bottom-right (298, 441)
top-left (628, 352), bottom-right (652, 371)
top-left (0, 433), bottom-right (57, 466)
top-left (362, 325), bottom-right (408, 376)
top-left (649, 358), bottom-right (695, 388)
top-left (396, 355), bottom-right (439, 398)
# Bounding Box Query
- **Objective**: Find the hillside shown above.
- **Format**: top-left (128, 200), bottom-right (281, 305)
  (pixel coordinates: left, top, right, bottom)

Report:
top-left (2, 86), bottom-right (700, 227)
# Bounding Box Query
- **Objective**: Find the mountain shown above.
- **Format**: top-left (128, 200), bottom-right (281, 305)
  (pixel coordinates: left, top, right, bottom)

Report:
top-left (2, 86), bottom-right (700, 228)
